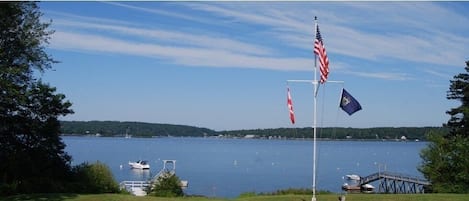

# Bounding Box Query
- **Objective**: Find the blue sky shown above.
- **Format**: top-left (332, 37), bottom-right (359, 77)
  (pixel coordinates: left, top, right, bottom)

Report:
top-left (38, 2), bottom-right (469, 131)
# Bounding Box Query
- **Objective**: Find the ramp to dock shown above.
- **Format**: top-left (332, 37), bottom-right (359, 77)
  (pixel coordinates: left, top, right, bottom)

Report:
top-left (359, 171), bottom-right (430, 193)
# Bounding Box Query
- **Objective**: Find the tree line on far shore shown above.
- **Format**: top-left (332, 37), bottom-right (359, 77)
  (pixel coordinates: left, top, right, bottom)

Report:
top-left (60, 120), bottom-right (447, 140)
top-left (218, 127), bottom-right (448, 140)
top-left (60, 121), bottom-right (217, 137)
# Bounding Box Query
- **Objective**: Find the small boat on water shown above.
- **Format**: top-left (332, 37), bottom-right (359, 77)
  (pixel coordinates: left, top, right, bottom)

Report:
top-left (342, 183), bottom-right (375, 193)
top-left (361, 184), bottom-right (375, 193)
top-left (345, 174), bottom-right (361, 181)
top-left (128, 160), bottom-right (150, 169)
top-left (342, 183), bottom-right (360, 192)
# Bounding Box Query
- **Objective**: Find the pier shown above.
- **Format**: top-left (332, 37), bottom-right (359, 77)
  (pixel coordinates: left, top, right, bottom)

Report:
top-left (119, 180), bottom-right (151, 196)
top-left (343, 171), bottom-right (430, 194)
top-left (119, 160), bottom-right (188, 196)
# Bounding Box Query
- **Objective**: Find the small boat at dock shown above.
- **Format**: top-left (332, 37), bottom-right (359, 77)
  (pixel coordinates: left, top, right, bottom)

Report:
top-left (361, 184), bottom-right (375, 193)
top-left (128, 160), bottom-right (150, 169)
top-left (345, 174), bottom-right (361, 181)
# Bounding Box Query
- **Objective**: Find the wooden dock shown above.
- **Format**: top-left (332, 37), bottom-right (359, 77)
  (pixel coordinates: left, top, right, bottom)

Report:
top-left (119, 160), bottom-right (188, 196)
top-left (120, 180), bottom-right (151, 196)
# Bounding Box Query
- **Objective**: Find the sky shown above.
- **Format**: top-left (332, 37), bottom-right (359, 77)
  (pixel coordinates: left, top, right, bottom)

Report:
top-left (37, 1), bottom-right (469, 131)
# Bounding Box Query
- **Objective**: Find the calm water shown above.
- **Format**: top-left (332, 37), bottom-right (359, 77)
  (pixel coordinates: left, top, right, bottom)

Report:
top-left (63, 136), bottom-right (427, 198)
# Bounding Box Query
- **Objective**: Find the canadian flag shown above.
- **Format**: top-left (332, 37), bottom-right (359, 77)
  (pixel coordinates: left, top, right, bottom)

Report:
top-left (287, 87), bottom-right (295, 124)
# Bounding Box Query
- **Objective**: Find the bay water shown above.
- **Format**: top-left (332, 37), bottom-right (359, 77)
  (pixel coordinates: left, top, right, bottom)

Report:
top-left (63, 136), bottom-right (426, 198)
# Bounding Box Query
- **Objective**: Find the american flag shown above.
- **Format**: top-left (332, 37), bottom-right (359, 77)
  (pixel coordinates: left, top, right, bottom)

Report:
top-left (287, 87), bottom-right (295, 124)
top-left (314, 24), bottom-right (329, 84)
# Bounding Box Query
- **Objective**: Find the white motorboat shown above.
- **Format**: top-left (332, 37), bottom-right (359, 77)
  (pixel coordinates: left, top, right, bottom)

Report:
top-left (345, 174), bottom-right (361, 181)
top-left (128, 160), bottom-right (150, 169)
top-left (361, 184), bottom-right (375, 193)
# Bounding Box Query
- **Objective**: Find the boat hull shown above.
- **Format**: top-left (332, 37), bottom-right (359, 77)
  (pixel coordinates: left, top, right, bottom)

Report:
top-left (128, 160), bottom-right (150, 169)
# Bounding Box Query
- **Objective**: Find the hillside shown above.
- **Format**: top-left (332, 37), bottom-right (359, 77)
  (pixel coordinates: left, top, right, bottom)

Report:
top-left (60, 121), bottom-right (447, 140)
top-left (60, 121), bottom-right (217, 137)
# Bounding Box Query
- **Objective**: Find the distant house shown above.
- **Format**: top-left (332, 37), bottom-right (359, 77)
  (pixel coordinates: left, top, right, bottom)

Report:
top-left (400, 136), bottom-right (407, 141)
top-left (244, 135), bottom-right (255, 139)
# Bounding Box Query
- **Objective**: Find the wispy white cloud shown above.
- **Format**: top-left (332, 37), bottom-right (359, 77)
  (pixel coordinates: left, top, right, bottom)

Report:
top-left (45, 2), bottom-right (469, 81)
top-left (45, 10), bottom-right (135, 27)
top-left (423, 69), bottom-right (453, 79)
top-left (103, 2), bottom-right (202, 23)
top-left (187, 3), bottom-right (312, 37)
top-left (50, 20), bottom-right (406, 80)
top-left (103, 2), bottom-right (221, 27)
top-left (345, 71), bottom-right (412, 81)
top-left (185, 2), bottom-right (469, 68)
top-left (47, 6), bottom-right (314, 72)
top-left (50, 31), bottom-right (313, 71)
top-left (53, 19), bottom-right (273, 56)
top-left (333, 2), bottom-right (469, 67)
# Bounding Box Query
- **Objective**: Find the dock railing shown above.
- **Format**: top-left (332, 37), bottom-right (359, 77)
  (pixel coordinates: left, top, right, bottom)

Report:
top-left (120, 180), bottom-right (151, 192)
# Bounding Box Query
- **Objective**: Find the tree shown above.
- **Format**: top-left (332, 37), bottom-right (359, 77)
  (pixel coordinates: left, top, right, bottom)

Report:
top-left (149, 171), bottom-right (184, 197)
top-left (445, 61), bottom-right (469, 138)
top-left (0, 2), bottom-right (73, 195)
top-left (419, 61), bottom-right (469, 193)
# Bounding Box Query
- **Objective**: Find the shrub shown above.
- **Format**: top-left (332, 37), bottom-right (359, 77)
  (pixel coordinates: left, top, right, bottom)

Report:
top-left (70, 161), bottom-right (119, 193)
top-left (148, 171), bottom-right (184, 197)
top-left (238, 191), bottom-right (257, 198)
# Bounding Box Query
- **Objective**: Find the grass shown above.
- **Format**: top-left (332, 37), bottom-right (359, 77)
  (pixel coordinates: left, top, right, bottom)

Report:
top-left (1, 193), bottom-right (468, 201)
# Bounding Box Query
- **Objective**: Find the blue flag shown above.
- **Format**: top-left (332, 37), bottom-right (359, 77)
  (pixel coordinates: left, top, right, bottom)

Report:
top-left (340, 89), bottom-right (362, 115)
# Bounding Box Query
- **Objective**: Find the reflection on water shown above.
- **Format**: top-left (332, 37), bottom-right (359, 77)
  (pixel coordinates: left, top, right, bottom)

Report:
top-left (130, 169), bottom-right (152, 181)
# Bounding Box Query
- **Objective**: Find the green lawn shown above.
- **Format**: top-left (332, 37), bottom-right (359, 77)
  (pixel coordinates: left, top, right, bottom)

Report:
top-left (2, 194), bottom-right (468, 201)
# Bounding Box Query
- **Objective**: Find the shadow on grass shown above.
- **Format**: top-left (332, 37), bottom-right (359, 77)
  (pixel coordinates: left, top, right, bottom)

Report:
top-left (1, 193), bottom-right (78, 201)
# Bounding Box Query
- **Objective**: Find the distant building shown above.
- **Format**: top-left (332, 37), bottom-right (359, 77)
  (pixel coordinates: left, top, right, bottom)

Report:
top-left (400, 136), bottom-right (407, 141)
top-left (244, 135), bottom-right (255, 139)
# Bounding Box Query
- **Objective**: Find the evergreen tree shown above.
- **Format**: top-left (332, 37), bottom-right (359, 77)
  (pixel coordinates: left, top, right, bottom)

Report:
top-left (445, 61), bottom-right (469, 137)
top-left (419, 61), bottom-right (469, 193)
top-left (0, 2), bottom-right (73, 195)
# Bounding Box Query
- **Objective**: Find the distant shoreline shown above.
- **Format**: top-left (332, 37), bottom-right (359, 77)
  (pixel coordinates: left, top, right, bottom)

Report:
top-left (60, 134), bottom-right (426, 142)
top-left (60, 120), bottom-right (444, 141)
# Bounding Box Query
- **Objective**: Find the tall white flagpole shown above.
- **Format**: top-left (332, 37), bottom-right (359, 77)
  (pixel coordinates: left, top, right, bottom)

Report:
top-left (288, 17), bottom-right (345, 201)
top-left (312, 16), bottom-right (318, 201)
